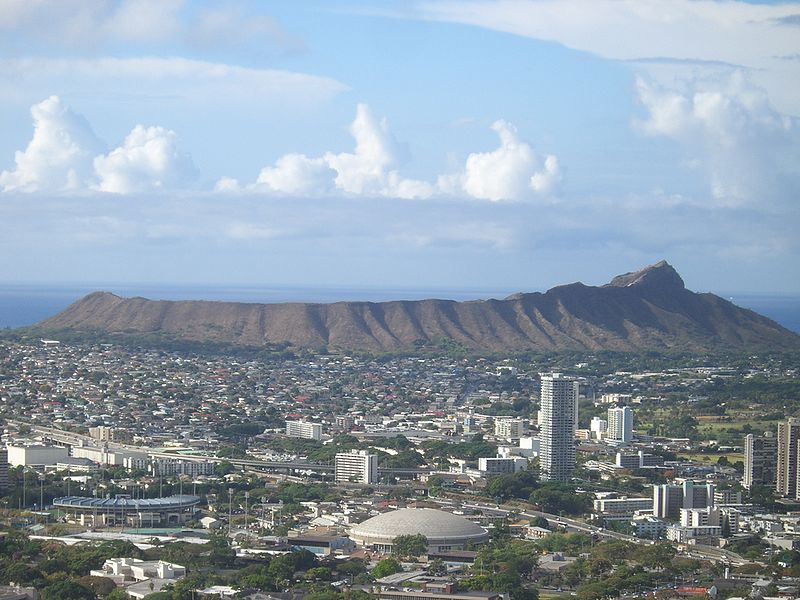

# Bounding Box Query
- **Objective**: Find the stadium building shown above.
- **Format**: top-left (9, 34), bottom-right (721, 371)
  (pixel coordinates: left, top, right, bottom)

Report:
top-left (53, 495), bottom-right (201, 528)
top-left (349, 508), bottom-right (489, 554)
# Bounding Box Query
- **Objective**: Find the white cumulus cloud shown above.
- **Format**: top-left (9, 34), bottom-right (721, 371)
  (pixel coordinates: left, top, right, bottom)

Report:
top-left (242, 103), bottom-right (435, 199)
top-left (232, 105), bottom-right (558, 202)
top-left (94, 125), bottom-right (197, 194)
top-left (0, 96), bottom-right (197, 195)
top-left (441, 120), bottom-right (561, 201)
top-left (0, 95), bottom-right (104, 192)
top-left (635, 72), bottom-right (796, 204)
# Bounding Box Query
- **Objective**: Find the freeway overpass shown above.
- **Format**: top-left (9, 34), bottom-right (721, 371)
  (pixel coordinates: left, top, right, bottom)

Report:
top-left (21, 423), bottom-right (429, 477)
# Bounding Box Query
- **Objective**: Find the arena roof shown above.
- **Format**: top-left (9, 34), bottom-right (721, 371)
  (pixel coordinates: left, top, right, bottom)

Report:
top-left (349, 508), bottom-right (488, 546)
top-left (53, 495), bottom-right (200, 510)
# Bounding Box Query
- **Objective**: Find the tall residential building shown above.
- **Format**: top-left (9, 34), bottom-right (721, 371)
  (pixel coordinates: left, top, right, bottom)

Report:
top-left (539, 373), bottom-right (578, 481)
top-left (607, 406), bottom-right (633, 445)
top-left (335, 450), bottom-right (378, 484)
top-left (0, 448), bottom-right (8, 491)
top-left (653, 481), bottom-right (715, 520)
top-left (776, 418), bottom-right (800, 498)
top-left (743, 432), bottom-right (778, 489)
top-left (285, 420), bottom-right (323, 440)
top-left (494, 418), bottom-right (524, 440)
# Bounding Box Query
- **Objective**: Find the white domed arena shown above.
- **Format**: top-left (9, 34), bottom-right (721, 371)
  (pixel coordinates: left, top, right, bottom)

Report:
top-left (349, 508), bottom-right (489, 554)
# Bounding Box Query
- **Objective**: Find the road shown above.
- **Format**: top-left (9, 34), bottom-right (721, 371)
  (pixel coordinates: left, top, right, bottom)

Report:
top-left (434, 495), bottom-right (748, 566)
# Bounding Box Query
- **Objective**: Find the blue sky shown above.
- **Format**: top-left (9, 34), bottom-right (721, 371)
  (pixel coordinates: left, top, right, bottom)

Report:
top-left (0, 0), bottom-right (798, 294)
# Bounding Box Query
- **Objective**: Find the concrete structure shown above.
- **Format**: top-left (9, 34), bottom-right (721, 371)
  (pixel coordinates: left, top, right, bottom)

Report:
top-left (53, 495), bottom-right (200, 527)
top-left (149, 459), bottom-right (215, 477)
top-left (714, 489), bottom-right (742, 506)
top-left (597, 393), bottom-right (632, 405)
top-left (744, 432), bottom-right (778, 489)
top-left (632, 515), bottom-right (667, 538)
top-left (478, 456), bottom-right (527, 475)
top-left (379, 589), bottom-right (502, 600)
top-left (607, 406), bottom-right (633, 445)
top-left (653, 481), bottom-right (715, 520)
top-left (90, 557), bottom-right (186, 584)
top-left (285, 420), bottom-right (323, 440)
top-left (90, 557), bottom-right (185, 599)
top-left (590, 417), bottom-right (608, 440)
top-left (289, 533), bottom-right (355, 556)
top-left (335, 450), bottom-right (378, 484)
top-left (666, 524), bottom-right (722, 543)
top-left (71, 445), bottom-right (146, 467)
top-left (539, 373), bottom-right (578, 481)
top-left (615, 451), bottom-right (664, 470)
top-left (349, 508), bottom-right (489, 553)
top-left (593, 496), bottom-right (653, 520)
top-left (777, 418), bottom-right (800, 498)
top-left (493, 418), bottom-right (524, 440)
top-left (681, 507), bottom-right (739, 536)
top-left (6, 445), bottom-right (69, 467)
top-left (88, 426), bottom-right (114, 442)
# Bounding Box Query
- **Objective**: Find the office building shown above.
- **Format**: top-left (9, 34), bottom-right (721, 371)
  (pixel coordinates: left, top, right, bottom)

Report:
top-left (494, 418), bottom-right (524, 440)
top-left (743, 432), bottom-right (778, 489)
top-left (539, 373), bottom-right (578, 481)
top-left (335, 450), bottom-right (378, 484)
top-left (607, 406), bottom-right (633, 445)
top-left (776, 419), bottom-right (800, 498)
top-left (285, 420), bottom-right (323, 440)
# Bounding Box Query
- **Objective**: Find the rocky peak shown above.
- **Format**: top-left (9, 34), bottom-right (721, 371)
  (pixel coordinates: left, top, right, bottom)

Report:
top-left (606, 260), bottom-right (685, 292)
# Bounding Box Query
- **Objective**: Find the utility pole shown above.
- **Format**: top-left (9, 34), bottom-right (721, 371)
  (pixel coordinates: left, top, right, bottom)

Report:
top-left (228, 488), bottom-right (233, 536)
top-left (244, 491), bottom-right (249, 533)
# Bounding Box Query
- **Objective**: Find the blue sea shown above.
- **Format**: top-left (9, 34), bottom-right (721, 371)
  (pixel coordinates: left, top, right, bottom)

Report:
top-left (1, 284), bottom-right (799, 334)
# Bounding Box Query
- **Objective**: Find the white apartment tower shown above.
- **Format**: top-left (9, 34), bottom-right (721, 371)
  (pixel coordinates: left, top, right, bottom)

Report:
top-left (743, 432), bottom-right (778, 489)
top-left (539, 373), bottom-right (578, 481)
top-left (607, 406), bottom-right (633, 445)
top-left (777, 418), bottom-right (800, 498)
top-left (285, 420), bottom-right (323, 440)
top-left (335, 450), bottom-right (378, 484)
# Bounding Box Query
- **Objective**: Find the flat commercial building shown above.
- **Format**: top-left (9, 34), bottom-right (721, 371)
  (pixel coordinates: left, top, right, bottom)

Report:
top-left (285, 420), bottom-right (323, 440)
top-left (149, 459), bottom-right (215, 477)
top-left (776, 419), bottom-right (800, 498)
top-left (6, 445), bottom-right (69, 467)
top-left (539, 373), bottom-right (578, 482)
top-left (593, 496), bottom-right (653, 520)
top-left (335, 450), bottom-right (378, 484)
top-left (478, 456), bottom-right (527, 475)
top-left (607, 406), bottom-right (633, 445)
top-left (743, 432), bottom-right (778, 489)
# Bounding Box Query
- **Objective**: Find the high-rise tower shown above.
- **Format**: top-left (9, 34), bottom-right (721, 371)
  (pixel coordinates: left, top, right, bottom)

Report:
top-left (539, 373), bottom-right (578, 481)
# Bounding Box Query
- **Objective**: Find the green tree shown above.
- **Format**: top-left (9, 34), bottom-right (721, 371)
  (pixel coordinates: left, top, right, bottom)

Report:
top-left (41, 576), bottom-right (95, 600)
top-left (372, 558), bottom-right (403, 578)
top-left (392, 534), bottom-right (428, 559)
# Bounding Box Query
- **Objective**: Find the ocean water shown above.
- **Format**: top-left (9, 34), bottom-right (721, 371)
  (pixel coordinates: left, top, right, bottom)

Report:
top-left (1, 284), bottom-right (799, 334)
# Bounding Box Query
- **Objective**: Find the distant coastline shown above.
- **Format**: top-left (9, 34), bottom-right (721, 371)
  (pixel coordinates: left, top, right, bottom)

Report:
top-left (2, 283), bottom-right (799, 334)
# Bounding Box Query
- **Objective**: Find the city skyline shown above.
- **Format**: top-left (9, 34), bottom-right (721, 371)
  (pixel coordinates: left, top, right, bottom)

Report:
top-left (0, 1), bottom-right (798, 293)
